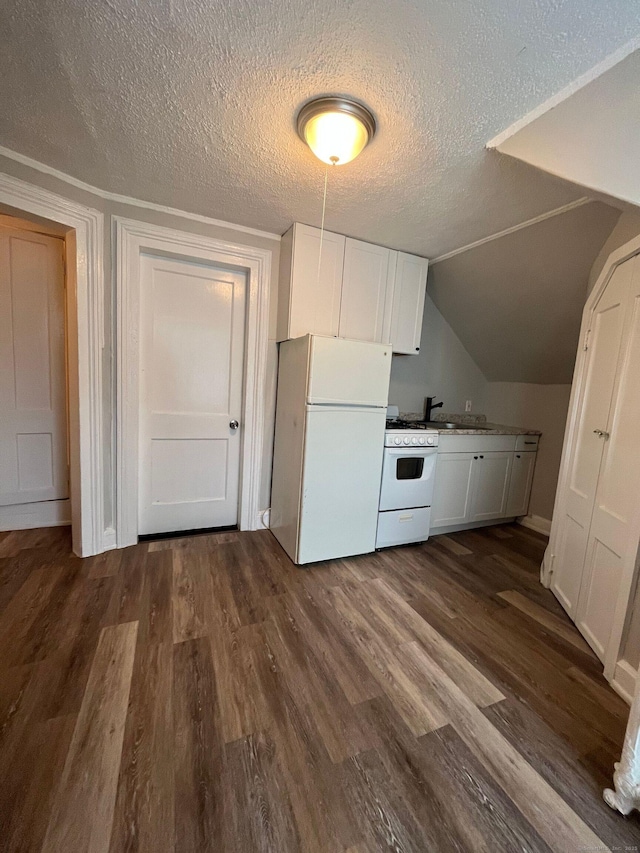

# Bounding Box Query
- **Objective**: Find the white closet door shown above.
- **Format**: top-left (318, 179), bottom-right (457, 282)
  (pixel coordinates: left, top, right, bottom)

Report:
top-left (138, 254), bottom-right (246, 535)
top-left (0, 227), bottom-right (68, 507)
top-left (577, 255), bottom-right (640, 660)
top-left (551, 257), bottom-right (635, 618)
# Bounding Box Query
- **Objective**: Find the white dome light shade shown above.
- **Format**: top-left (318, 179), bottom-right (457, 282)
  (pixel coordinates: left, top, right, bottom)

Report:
top-left (297, 97), bottom-right (376, 166)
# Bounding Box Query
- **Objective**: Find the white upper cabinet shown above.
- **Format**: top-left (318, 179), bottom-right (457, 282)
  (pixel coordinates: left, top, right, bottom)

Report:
top-left (277, 224), bottom-right (428, 352)
top-left (277, 223), bottom-right (345, 342)
top-left (339, 238), bottom-right (392, 343)
top-left (389, 252), bottom-right (428, 354)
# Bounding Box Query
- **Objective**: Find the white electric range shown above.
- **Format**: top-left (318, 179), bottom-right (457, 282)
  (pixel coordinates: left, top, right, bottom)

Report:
top-left (376, 412), bottom-right (439, 549)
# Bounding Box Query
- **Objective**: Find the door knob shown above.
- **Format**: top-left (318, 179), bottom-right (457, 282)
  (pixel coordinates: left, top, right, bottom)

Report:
top-left (593, 429), bottom-right (610, 439)
top-left (229, 419), bottom-right (239, 430)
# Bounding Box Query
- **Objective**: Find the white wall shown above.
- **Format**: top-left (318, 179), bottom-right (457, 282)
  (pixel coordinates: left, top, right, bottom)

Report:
top-left (389, 292), bottom-right (487, 416)
top-left (484, 383), bottom-right (572, 521)
top-left (0, 152), bottom-right (280, 533)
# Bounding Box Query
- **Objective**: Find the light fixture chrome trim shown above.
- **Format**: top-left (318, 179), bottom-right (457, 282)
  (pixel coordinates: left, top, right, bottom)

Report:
top-left (296, 97), bottom-right (377, 145)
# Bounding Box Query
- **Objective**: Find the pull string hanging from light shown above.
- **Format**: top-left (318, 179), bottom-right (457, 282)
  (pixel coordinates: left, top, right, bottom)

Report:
top-left (316, 163), bottom-right (330, 291)
top-left (298, 97), bottom-right (376, 290)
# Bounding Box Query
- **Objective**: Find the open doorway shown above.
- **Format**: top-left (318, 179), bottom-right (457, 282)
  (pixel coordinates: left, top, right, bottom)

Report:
top-left (0, 173), bottom-right (105, 557)
top-left (0, 214), bottom-right (70, 532)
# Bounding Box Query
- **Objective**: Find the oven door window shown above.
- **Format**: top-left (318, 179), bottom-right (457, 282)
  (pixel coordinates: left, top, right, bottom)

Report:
top-left (396, 456), bottom-right (424, 480)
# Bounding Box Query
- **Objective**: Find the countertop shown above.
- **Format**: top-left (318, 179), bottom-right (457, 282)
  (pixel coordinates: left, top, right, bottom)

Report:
top-left (399, 412), bottom-right (542, 437)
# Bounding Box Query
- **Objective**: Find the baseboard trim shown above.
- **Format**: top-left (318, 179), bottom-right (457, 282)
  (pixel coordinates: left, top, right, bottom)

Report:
top-left (518, 514), bottom-right (552, 536)
top-left (429, 518), bottom-right (517, 537)
top-left (611, 659), bottom-right (636, 706)
top-left (0, 499), bottom-right (71, 531)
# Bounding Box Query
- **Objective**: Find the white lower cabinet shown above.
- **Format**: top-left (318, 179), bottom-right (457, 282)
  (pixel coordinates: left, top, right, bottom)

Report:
top-left (431, 435), bottom-right (538, 534)
top-left (431, 452), bottom-right (475, 527)
top-left (470, 451), bottom-right (512, 522)
top-left (506, 451), bottom-right (536, 517)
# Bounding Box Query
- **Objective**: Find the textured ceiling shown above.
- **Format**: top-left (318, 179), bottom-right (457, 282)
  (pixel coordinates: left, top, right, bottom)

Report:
top-left (494, 49), bottom-right (640, 210)
top-left (0, 0), bottom-right (639, 257)
top-left (429, 201), bottom-right (622, 383)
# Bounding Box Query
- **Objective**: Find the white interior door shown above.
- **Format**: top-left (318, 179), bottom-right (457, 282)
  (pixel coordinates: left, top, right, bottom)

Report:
top-left (577, 255), bottom-right (640, 660)
top-left (138, 253), bottom-right (246, 536)
top-left (551, 257), bottom-right (634, 617)
top-left (0, 226), bottom-right (68, 507)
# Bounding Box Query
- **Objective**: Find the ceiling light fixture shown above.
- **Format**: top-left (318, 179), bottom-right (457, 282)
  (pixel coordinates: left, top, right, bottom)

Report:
top-left (297, 97), bottom-right (376, 166)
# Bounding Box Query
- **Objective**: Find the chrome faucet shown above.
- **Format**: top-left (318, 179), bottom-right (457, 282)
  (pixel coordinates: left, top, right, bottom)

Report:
top-left (424, 396), bottom-right (443, 422)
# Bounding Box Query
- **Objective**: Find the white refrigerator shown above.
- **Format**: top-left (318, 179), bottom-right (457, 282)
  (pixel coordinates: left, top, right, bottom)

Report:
top-left (270, 335), bottom-right (391, 565)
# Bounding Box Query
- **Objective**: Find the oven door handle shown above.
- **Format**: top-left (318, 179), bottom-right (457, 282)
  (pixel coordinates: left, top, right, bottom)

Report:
top-left (385, 447), bottom-right (438, 457)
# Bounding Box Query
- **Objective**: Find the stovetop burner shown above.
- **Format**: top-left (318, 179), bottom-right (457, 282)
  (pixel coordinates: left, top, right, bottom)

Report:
top-left (386, 418), bottom-right (433, 431)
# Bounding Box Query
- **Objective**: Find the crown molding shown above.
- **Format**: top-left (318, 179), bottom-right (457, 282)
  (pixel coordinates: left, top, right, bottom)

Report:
top-left (0, 144), bottom-right (281, 242)
top-left (431, 197), bottom-right (591, 264)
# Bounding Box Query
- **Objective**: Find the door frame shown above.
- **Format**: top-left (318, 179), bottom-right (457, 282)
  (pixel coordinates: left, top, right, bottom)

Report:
top-left (0, 171), bottom-right (106, 556)
top-left (115, 217), bottom-right (271, 547)
top-left (544, 231), bottom-right (640, 692)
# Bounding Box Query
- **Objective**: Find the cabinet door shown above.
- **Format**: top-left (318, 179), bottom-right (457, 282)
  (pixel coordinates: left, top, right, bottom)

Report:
top-left (431, 452), bottom-right (475, 527)
top-left (470, 451), bottom-right (512, 522)
top-left (289, 224), bottom-right (345, 339)
top-left (339, 238), bottom-right (390, 343)
top-left (506, 452), bottom-right (536, 517)
top-left (389, 252), bottom-right (428, 354)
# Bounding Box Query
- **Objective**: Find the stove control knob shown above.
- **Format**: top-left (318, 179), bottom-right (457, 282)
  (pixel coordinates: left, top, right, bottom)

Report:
top-left (403, 437), bottom-right (411, 445)
top-left (411, 437), bottom-right (418, 445)
top-left (394, 437), bottom-right (402, 445)
top-left (419, 436), bottom-right (426, 445)
top-left (427, 436), bottom-right (435, 446)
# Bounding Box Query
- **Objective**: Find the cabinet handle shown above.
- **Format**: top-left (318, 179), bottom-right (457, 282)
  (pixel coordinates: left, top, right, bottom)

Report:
top-left (474, 456), bottom-right (478, 460)
top-left (479, 455), bottom-right (484, 459)
top-left (516, 454), bottom-right (521, 458)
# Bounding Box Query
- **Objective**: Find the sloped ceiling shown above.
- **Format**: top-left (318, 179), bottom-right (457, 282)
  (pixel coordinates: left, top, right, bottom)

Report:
top-left (429, 201), bottom-right (621, 383)
top-left (493, 49), bottom-right (640, 210)
top-left (0, 0), bottom-right (639, 257)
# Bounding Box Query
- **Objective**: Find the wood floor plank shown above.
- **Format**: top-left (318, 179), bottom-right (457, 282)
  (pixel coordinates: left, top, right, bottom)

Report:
top-left (172, 636), bottom-right (222, 853)
top-left (224, 731), bottom-right (302, 852)
top-left (3, 712), bottom-right (77, 852)
top-left (138, 549), bottom-right (174, 646)
top-left (172, 550), bottom-right (215, 643)
top-left (498, 588), bottom-right (593, 651)
top-left (109, 639), bottom-right (174, 853)
top-left (42, 621), bottom-right (138, 853)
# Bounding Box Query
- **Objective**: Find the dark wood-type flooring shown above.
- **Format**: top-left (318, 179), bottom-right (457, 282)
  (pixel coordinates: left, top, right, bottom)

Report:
top-left (0, 522), bottom-right (638, 852)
